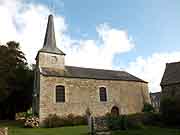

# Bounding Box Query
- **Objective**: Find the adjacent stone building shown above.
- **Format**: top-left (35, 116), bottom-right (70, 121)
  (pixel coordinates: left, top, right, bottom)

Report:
top-left (161, 62), bottom-right (180, 96)
top-left (32, 14), bottom-right (150, 124)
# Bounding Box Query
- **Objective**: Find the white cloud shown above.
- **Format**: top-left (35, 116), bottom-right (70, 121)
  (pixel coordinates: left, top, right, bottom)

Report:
top-left (3, 0), bottom-right (175, 93)
top-left (63, 23), bottom-right (134, 69)
top-left (0, 0), bottom-right (134, 69)
top-left (126, 52), bottom-right (180, 92)
top-left (1, 0), bottom-right (180, 94)
top-left (0, 0), bottom-right (66, 63)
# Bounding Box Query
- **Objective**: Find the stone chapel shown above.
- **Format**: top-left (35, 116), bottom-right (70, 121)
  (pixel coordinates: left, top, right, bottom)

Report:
top-left (32, 14), bottom-right (150, 124)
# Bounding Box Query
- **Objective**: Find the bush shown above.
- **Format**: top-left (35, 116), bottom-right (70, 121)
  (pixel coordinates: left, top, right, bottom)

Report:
top-left (120, 115), bottom-right (128, 130)
top-left (142, 112), bottom-right (162, 126)
top-left (127, 112), bottom-right (162, 128)
top-left (107, 115), bottom-right (121, 130)
top-left (44, 114), bottom-right (62, 128)
top-left (43, 114), bottom-right (87, 128)
top-left (160, 95), bottom-right (180, 126)
top-left (142, 103), bottom-right (155, 113)
top-left (105, 112), bottom-right (162, 131)
top-left (106, 114), bottom-right (128, 130)
top-left (24, 116), bottom-right (39, 128)
top-left (127, 113), bottom-right (144, 129)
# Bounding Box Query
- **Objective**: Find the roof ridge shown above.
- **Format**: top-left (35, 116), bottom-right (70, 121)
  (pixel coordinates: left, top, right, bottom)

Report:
top-left (166, 61), bottom-right (180, 65)
top-left (65, 65), bottom-right (125, 72)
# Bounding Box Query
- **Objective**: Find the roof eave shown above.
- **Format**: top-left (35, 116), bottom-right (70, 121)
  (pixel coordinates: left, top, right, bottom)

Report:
top-left (40, 72), bottom-right (148, 83)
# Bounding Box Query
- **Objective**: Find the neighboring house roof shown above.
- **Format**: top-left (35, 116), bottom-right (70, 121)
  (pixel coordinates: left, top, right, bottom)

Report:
top-left (161, 62), bottom-right (180, 86)
top-left (40, 66), bottom-right (147, 83)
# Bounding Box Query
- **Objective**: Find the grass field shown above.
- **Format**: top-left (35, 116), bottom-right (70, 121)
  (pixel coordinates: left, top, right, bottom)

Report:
top-left (112, 127), bottom-right (180, 135)
top-left (1, 121), bottom-right (180, 135)
top-left (0, 121), bottom-right (88, 135)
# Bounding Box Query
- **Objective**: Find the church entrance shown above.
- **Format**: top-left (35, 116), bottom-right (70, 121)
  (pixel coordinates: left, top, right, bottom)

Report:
top-left (111, 106), bottom-right (119, 116)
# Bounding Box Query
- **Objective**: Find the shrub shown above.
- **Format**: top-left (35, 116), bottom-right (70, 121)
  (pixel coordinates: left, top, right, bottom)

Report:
top-left (43, 114), bottom-right (87, 128)
top-left (160, 95), bottom-right (180, 126)
top-left (142, 112), bottom-right (162, 126)
top-left (127, 113), bottom-right (144, 129)
top-left (127, 112), bottom-right (162, 128)
top-left (24, 116), bottom-right (39, 128)
top-left (106, 114), bottom-right (128, 130)
top-left (105, 112), bottom-right (162, 131)
top-left (73, 115), bottom-right (87, 125)
top-left (120, 115), bottom-right (128, 130)
top-left (107, 115), bottom-right (121, 130)
top-left (43, 114), bottom-right (62, 128)
top-left (142, 103), bottom-right (155, 113)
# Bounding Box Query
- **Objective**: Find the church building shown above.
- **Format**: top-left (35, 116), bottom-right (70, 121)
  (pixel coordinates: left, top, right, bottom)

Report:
top-left (33, 14), bottom-right (150, 124)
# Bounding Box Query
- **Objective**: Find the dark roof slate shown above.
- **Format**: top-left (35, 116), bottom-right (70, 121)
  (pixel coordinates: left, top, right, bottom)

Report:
top-left (39, 14), bottom-right (65, 55)
top-left (40, 66), bottom-right (147, 83)
top-left (161, 62), bottom-right (180, 86)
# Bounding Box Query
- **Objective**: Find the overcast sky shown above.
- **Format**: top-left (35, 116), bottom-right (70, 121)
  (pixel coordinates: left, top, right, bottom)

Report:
top-left (0, 0), bottom-right (180, 93)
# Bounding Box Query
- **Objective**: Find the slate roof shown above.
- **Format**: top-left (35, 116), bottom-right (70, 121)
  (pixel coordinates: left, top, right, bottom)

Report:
top-left (161, 62), bottom-right (180, 86)
top-left (40, 66), bottom-right (147, 83)
top-left (39, 14), bottom-right (65, 55)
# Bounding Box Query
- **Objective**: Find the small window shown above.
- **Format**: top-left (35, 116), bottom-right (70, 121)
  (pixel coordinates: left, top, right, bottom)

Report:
top-left (56, 85), bottom-right (65, 102)
top-left (99, 87), bottom-right (107, 102)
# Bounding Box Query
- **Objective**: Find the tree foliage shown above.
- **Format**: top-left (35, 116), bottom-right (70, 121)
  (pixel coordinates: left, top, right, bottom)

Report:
top-left (0, 41), bottom-right (33, 120)
top-left (160, 95), bottom-right (180, 125)
top-left (142, 103), bottom-right (155, 113)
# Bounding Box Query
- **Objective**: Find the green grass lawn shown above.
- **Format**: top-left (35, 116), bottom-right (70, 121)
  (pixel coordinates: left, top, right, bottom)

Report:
top-left (112, 127), bottom-right (180, 135)
top-left (0, 121), bottom-right (88, 135)
top-left (1, 121), bottom-right (180, 135)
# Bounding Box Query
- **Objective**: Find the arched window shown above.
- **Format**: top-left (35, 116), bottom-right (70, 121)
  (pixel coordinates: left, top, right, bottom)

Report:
top-left (56, 85), bottom-right (65, 102)
top-left (99, 87), bottom-right (107, 102)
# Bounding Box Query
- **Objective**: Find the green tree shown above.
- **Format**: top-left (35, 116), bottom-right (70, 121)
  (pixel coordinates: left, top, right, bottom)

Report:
top-left (142, 103), bottom-right (155, 113)
top-left (0, 41), bottom-right (33, 120)
top-left (160, 95), bottom-right (180, 125)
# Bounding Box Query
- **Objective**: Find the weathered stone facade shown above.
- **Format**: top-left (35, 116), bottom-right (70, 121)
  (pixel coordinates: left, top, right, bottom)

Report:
top-left (161, 62), bottom-right (180, 97)
top-left (161, 84), bottom-right (180, 97)
top-left (38, 74), bottom-right (150, 123)
top-left (32, 14), bottom-right (151, 125)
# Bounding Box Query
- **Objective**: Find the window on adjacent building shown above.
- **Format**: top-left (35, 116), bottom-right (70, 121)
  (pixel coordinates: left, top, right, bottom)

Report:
top-left (99, 87), bottom-right (107, 102)
top-left (56, 85), bottom-right (65, 102)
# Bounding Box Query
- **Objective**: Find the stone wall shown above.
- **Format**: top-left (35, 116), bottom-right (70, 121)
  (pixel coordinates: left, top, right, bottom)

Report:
top-left (38, 52), bottom-right (65, 69)
top-left (39, 75), bottom-right (150, 124)
top-left (161, 83), bottom-right (180, 97)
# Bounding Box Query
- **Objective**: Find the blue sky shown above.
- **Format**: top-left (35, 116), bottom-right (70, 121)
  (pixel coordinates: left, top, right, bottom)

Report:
top-left (34, 0), bottom-right (180, 66)
top-left (0, 0), bottom-right (180, 92)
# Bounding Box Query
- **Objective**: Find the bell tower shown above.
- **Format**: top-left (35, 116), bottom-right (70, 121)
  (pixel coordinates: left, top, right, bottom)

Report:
top-left (36, 14), bottom-right (65, 69)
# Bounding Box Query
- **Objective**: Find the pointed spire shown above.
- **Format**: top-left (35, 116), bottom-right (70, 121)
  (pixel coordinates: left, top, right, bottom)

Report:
top-left (39, 14), bottom-right (65, 55)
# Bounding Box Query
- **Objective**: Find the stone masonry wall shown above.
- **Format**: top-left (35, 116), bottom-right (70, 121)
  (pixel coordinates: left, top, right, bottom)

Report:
top-left (162, 83), bottom-right (180, 97)
top-left (39, 75), bottom-right (150, 124)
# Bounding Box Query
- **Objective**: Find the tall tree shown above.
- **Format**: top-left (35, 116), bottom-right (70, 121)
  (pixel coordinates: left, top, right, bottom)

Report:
top-left (0, 41), bottom-right (33, 120)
